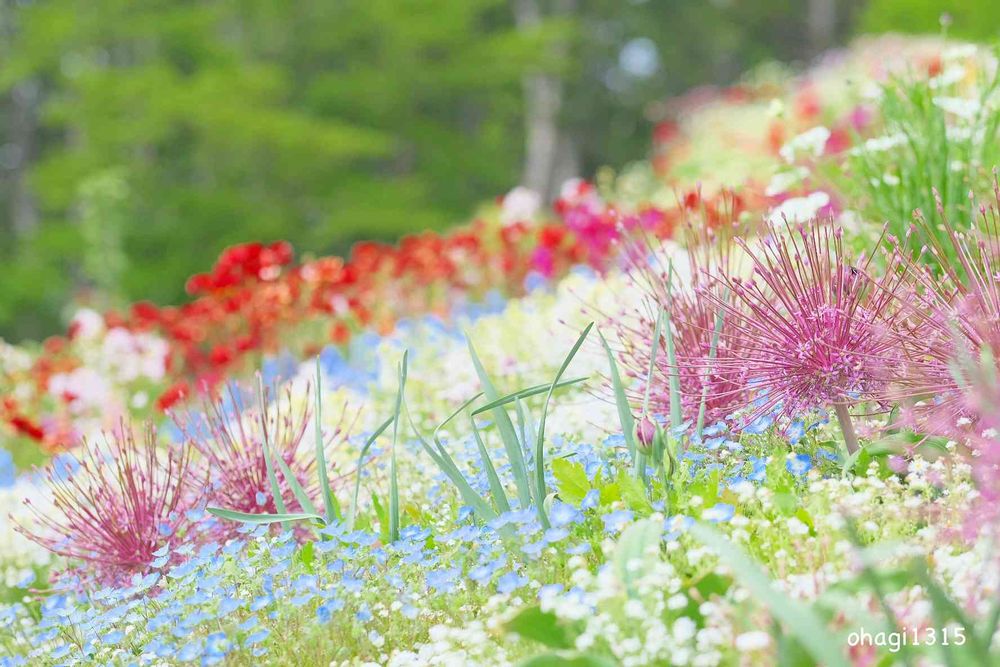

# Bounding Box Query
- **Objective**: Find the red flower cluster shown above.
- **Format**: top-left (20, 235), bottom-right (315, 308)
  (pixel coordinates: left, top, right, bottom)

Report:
top-left (3, 180), bottom-right (765, 449)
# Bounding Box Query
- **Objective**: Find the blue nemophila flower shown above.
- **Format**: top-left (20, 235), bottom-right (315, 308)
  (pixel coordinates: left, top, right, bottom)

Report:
top-left (205, 632), bottom-right (231, 658)
top-left (542, 527), bottom-right (569, 543)
top-left (817, 448), bottom-right (839, 463)
top-left (664, 514), bottom-right (694, 541)
top-left (786, 453), bottom-right (812, 477)
top-left (237, 616), bottom-right (259, 632)
top-left (601, 509), bottom-right (633, 534)
top-left (702, 503), bottom-right (735, 523)
top-left (245, 629), bottom-right (269, 645)
top-left (549, 501), bottom-right (583, 527)
top-left (497, 571), bottom-right (529, 594)
top-left (703, 436), bottom-right (725, 451)
top-left (519, 539), bottom-right (545, 558)
top-left (702, 421), bottom-right (727, 437)
top-left (426, 567), bottom-right (461, 593)
top-left (747, 456), bottom-right (768, 482)
top-left (566, 542), bottom-right (592, 555)
top-left (786, 419), bottom-right (806, 444)
top-left (356, 604), bottom-right (373, 622)
top-left (177, 639), bottom-right (204, 661)
top-left (101, 629), bottom-right (124, 645)
top-left (580, 488), bottom-right (600, 510)
top-left (341, 573), bottom-right (363, 593)
top-left (743, 412), bottom-right (774, 435)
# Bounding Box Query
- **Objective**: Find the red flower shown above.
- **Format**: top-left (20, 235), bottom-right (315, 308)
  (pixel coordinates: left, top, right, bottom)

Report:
top-left (156, 381), bottom-right (190, 412)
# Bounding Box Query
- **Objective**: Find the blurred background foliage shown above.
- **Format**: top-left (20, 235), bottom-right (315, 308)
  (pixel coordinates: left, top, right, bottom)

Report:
top-left (0, 0), bottom-right (996, 341)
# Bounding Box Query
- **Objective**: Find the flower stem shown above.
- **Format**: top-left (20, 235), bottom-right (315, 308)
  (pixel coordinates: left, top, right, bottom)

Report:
top-left (834, 402), bottom-right (860, 455)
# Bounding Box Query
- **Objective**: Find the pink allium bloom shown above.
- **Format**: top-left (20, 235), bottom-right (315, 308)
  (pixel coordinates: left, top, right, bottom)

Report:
top-left (884, 187), bottom-right (1000, 434)
top-left (176, 382), bottom-right (353, 541)
top-left (612, 205), bottom-right (754, 424)
top-left (17, 424), bottom-right (205, 587)
top-left (707, 219), bottom-right (908, 424)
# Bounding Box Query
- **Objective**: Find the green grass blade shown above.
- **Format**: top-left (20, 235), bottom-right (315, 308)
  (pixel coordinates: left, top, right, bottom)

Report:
top-left (642, 307), bottom-right (664, 418)
top-left (388, 351), bottom-right (408, 543)
top-left (695, 296), bottom-right (726, 440)
top-left (273, 452), bottom-right (319, 517)
top-left (314, 358), bottom-right (336, 523)
top-left (598, 329), bottom-right (637, 465)
top-left (347, 415), bottom-right (394, 530)
top-left (471, 418), bottom-right (512, 514)
top-left (912, 562), bottom-right (990, 664)
top-left (534, 323), bottom-right (594, 526)
top-left (690, 523), bottom-right (850, 667)
top-left (515, 397), bottom-right (537, 455)
top-left (661, 306), bottom-right (682, 433)
top-left (256, 376), bottom-right (288, 516)
top-left (468, 338), bottom-right (533, 509)
top-left (406, 400), bottom-right (497, 521)
top-left (470, 377), bottom-right (588, 416)
top-left (207, 508), bottom-right (324, 525)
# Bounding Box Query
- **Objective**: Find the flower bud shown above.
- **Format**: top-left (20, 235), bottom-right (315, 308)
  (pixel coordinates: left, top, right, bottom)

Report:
top-left (634, 416), bottom-right (657, 454)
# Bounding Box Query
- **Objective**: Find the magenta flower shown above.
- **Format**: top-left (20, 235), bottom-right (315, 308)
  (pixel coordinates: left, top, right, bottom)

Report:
top-left (17, 424), bottom-right (205, 587)
top-left (612, 212), bottom-right (754, 425)
top-left (885, 188), bottom-right (1000, 434)
top-left (706, 219), bottom-right (910, 451)
top-left (176, 382), bottom-right (354, 541)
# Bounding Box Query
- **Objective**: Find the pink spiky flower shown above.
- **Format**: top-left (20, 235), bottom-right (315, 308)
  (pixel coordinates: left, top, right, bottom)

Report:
top-left (705, 218), bottom-right (911, 451)
top-left (947, 349), bottom-right (1000, 541)
top-left (175, 380), bottom-right (355, 541)
top-left (883, 184), bottom-right (1000, 434)
top-left (16, 423), bottom-right (205, 587)
top-left (611, 197), bottom-right (754, 425)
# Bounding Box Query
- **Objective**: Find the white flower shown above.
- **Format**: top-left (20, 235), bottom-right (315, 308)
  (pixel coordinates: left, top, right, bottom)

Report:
top-left (500, 186), bottom-right (541, 226)
top-left (672, 617), bottom-right (697, 643)
top-left (70, 308), bottom-right (105, 340)
top-left (764, 167), bottom-right (808, 197)
top-left (767, 191), bottom-right (830, 225)
top-left (735, 631), bottom-right (771, 651)
top-left (48, 366), bottom-right (111, 414)
top-left (933, 96), bottom-right (981, 120)
top-left (779, 126), bottom-right (830, 163)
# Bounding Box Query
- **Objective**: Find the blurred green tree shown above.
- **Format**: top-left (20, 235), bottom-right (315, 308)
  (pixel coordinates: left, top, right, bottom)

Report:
top-left (0, 0), bottom-right (864, 342)
top-left (0, 0), bottom-right (557, 340)
top-left (860, 0), bottom-right (1000, 41)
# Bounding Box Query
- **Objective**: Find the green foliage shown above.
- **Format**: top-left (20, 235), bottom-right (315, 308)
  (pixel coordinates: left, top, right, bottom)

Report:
top-left (830, 59), bottom-right (1000, 268)
top-left (0, 0), bottom-right (547, 339)
top-left (690, 523), bottom-right (851, 667)
top-left (860, 0), bottom-right (1000, 41)
top-left (209, 353), bottom-right (408, 535)
top-left (418, 325), bottom-right (592, 527)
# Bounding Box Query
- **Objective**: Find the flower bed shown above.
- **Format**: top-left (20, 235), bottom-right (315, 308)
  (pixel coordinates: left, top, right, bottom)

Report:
top-left (1, 36), bottom-right (999, 666)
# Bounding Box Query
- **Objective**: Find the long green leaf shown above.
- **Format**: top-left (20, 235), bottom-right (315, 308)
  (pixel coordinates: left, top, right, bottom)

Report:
top-left (470, 377), bottom-right (588, 416)
top-left (534, 323), bottom-right (594, 527)
top-left (347, 415), bottom-right (394, 529)
top-left (207, 507), bottom-right (324, 525)
top-left (661, 306), bottom-right (682, 433)
top-left (471, 418), bottom-right (512, 514)
top-left (468, 339), bottom-right (533, 508)
top-left (407, 399), bottom-right (498, 521)
top-left (273, 452), bottom-right (319, 517)
top-left (696, 297), bottom-right (726, 440)
top-left (256, 376), bottom-right (288, 517)
top-left (388, 351), bottom-right (408, 543)
top-left (690, 524), bottom-right (850, 667)
top-left (314, 358), bottom-right (336, 523)
top-left (642, 307), bottom-right (664, 418)
top-left (598, 329), bottom-right (637, 465)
